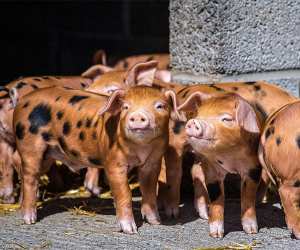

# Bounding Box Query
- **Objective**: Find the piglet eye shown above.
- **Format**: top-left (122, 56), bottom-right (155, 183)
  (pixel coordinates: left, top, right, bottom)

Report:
top-left (221, 115), bottom-right (234, 126)
top-left (122, 103), bottom-right (129, 110)
top-left (155, 102), bottom-right (165, 110)
top-left (104, 85), bottom-right (119, 94)
top-left (222, 117), bottom-right (233, 122)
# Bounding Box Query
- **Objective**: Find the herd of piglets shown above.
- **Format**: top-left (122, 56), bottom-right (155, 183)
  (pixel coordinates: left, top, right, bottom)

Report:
top-left (0, 50), bottom-right (299, 239)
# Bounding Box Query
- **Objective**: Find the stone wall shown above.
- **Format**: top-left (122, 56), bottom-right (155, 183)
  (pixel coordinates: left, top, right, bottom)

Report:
top-left (169, 0), bottom-right (300, 96)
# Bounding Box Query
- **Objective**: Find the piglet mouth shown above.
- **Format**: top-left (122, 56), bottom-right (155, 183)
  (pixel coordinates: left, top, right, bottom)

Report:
top-left (126, 127), bottom-right (153, 133)
top-left (188, 136), bottom-right (216, 143)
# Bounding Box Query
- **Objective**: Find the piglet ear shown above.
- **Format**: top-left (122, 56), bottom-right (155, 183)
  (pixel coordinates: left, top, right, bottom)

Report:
top-left (125, 60), bottom-right (158, 87)
top-left (98, 89), bottom-right (125, 116)
top-left (92, 49), bottom-right (107, 65)
top-left (9, 87), bottom-right (19, 109)
top-left (177, 91), bottom-right (211, 112)
top-left (81, 64), bottom-right (113, 81)
top-left (164, 90), bottom-right (186, 121)
top-left (236, 96), bottom-right (260, 134)
top-left (155, 70), bottom-right (171, 82)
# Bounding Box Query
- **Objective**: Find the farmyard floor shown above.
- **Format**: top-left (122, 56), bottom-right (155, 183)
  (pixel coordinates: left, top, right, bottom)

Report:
top-left (0, 197), bottom-right (298, 250)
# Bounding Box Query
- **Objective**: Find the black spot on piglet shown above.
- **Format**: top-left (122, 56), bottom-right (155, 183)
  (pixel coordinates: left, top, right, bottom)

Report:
top-left (79, 131), bottom-right (85, 141)
top-left (253, 85), bottom-right (261, 91)
top-left (85, 118), bottom-right (92, 128)
top-left (56, 111), bottom-right (64, 120)
top-left (31, 84), bottom-right (39, 90)
top-left (209, 84), bottom-right (224, 92)
top-left (276, 137), bottom-right (282, 146)
top-left (77, 120), bottom-right (82, 128)
top-left (63, 121), bottom-right (71, 135)
top-left (16, 122), bottom-right (25, 140)
top-left (16, 82), bottom-right (27, 89)
top-left (69, 95), bottom-right (89, 105)
top-left (28, 103), bottom-right (51, 134)
top-left (41, 132), bottom-right (52, 141)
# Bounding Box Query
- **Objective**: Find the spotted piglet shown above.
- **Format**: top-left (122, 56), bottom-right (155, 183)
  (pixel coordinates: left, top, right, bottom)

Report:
top-left (259, 100), bottom-right (300, 239)
top-left (180, 93), bottom-right (262, 238)
top-left (14, 61), bottom-right (181, 234)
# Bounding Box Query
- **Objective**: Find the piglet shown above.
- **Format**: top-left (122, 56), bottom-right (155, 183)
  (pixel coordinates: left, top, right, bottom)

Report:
top-left (114, 53), bottom-right (169, 71)
top-left (259, 100), bottom-right (300, 239)
top-left (14, 61), bottom-right (180, 234)
top-left (0, 75), bottom-right (92, 203)
top-left (180, 93), bottom-right (262, 238)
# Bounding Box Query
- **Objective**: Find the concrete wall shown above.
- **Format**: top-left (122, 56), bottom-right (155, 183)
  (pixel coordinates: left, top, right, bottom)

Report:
top-left (169, 0), bottom-right (300, 96)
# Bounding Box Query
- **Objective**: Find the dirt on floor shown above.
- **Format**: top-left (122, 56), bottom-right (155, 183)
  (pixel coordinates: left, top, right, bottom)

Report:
top-left (0, 192), bottom-right (299, 250)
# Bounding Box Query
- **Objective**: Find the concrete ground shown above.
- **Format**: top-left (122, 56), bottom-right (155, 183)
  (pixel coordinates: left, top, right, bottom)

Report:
top-left (0, 195), bottom-right (299, 250)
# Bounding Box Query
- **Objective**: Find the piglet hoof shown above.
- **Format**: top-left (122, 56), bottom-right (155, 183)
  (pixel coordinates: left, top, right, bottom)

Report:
top-left (292, 229), bottom-right (300, 240)
top-left (22, 209), bottom-right (37, 224)
top-left (194, 201), bottom-right (208, 220)
top-left (2, 195), bottom-right (15, 204)
top-left (118, 218), bottom-right (138, 234)
top-left (242, 218), bottom-right (258, 234)
top-left (142, 213), bottom-right (161, 225)
top-left (209, 221), bottom-right (224, 238)
top-left (84, 180), bottom-right (101, 196)
top-left (0, 186), bottom-right (15, 204)
top-left (165, 205), bottom-right (179, 219)
top-left (141, 207), bottom-right (161, 225)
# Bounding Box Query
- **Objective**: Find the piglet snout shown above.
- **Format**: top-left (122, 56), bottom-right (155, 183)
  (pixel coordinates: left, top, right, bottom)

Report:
top-left (186, 119), bottom-right (204, 138)
top-left (127, 111), bottom-right (150, 130)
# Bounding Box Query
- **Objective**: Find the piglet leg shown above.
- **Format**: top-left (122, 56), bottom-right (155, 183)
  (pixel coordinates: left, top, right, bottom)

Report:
top-left (139, 161), bottom-right (161, 225)
top-left (279, 183), bottom-right (300, 239)
top-left (84, 167), bottom-right (101, 196)
top-left (256, 168), bottom-right (270, 203)
top-left (160, 145), bottom-right (183, 219)
top-left (241, 176), bottom-right (259, 234)
top-left (205, 165), bottom-right (225, 238)
top-left (191, 162), bottom-right (209, 219)
top-left (105, 160), bottom-right (137, 234)
top-left (0, 143), bottom-right (16, 204)
top-left (21, 155), bottom-right (43, 224)
top-left (0, 161), bottom-right (15, 204)
top-left (207, 180), bottom-right (225, 238)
